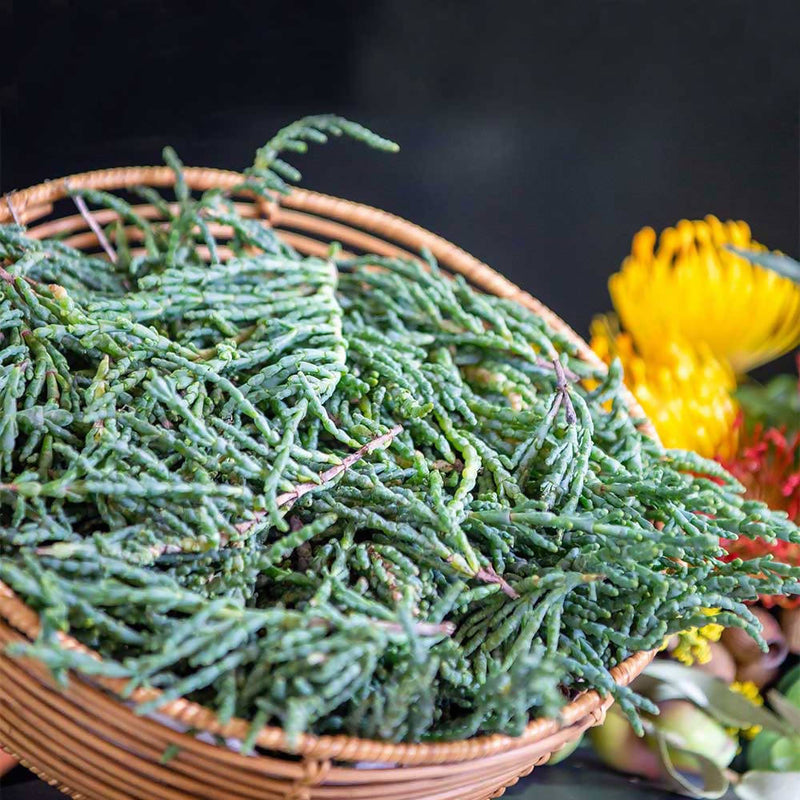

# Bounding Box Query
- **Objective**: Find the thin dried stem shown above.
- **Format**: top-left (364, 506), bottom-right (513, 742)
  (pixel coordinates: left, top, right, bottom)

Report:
top-left (536, 357), bottom-right (578, 381)
top-left (553, 357), bottom-right (577, 425)
top-left (475, 564), bottom-right (519, 599)
top-left (233, 425), bottom-right (403, 536)
top-left (68, 186), bottom-right (118, 263)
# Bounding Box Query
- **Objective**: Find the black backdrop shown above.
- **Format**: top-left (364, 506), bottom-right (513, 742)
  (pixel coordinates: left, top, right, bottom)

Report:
top-left (1, 0), bottom-right (799, 345)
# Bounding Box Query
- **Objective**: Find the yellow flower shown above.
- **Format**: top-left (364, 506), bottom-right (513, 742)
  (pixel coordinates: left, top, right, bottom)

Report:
top-left (730, 681), bottom-right (763, 705)
top-left (670, 615), bottom-right (724, 666)
top-left (610, 217), bottom-right (800, 374)
top-left (590, 315), bottom-right (739, 458)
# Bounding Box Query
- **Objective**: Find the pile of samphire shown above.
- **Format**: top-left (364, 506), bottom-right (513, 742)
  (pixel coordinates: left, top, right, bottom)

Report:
top-left (0, 117), bottom-right (798, 749)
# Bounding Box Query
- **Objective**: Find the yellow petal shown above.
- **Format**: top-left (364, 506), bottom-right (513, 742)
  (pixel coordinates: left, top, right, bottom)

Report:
top-left (590, 315), bottom-right (739, 458)
top-left (609, 220), bottom-right (800, 373)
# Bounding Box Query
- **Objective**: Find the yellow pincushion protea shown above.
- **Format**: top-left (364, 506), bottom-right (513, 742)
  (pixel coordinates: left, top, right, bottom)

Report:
top-left (610, 217), bottom-right (800, 374)
top-left (590, 315), bottom-right (739, 458)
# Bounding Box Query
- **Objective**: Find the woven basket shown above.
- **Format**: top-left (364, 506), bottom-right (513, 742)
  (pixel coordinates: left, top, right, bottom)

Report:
top-left (0, 167), bottom-right (656, 800)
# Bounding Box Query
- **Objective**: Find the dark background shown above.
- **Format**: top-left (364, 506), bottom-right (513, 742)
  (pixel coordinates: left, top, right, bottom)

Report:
top-left (1, 0), bottom-right (800, 342)
top-left (1, 0), bottom-right (799, 341)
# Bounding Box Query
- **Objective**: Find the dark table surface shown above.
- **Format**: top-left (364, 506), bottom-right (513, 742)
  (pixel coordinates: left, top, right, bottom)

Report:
top-left (1, 751), bottom-right (734, 799)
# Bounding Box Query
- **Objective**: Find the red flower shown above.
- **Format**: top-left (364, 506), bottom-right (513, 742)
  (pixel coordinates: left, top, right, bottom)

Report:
top-left (719, 419), bottom-right (800, 608)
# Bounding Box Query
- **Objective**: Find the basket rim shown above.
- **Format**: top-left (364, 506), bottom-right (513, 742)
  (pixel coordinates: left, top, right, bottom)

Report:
top-left (0, 165), bottom-right (657, 767)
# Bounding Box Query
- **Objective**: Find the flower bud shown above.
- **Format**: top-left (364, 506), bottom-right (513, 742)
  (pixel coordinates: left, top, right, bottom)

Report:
top-left (589, 707), bottom-right (662, 780)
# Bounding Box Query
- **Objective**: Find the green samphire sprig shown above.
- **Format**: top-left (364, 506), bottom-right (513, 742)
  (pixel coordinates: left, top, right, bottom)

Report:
top-left (1, 115), bottom-right (799, 750)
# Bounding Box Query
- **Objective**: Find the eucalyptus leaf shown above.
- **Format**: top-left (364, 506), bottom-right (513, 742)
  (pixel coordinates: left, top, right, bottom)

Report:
top-left (652, 729), bottom-right (730, 799)
top-left (766, 690), bottom-right (800, 733)
top-left (734, 771), bottom-right (800, 800)
top-left (636, 666), bottom-right (711, 706)
top-left (643, 662), bottom-right (791, 736)
top-left (631, 673), bottom-right (695, 705)
top-left (725, 244), bottom-right (800, 283)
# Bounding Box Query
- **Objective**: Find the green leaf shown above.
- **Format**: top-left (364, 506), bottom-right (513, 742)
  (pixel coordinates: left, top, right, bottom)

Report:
top-left (636, 667), bottom-right (710, 706)
top-left (734, 771), bottom-right (800, 800)
top-left (736, 375), bottom-right (800, 434)
top-left (747, 729), bottom-right (783, 771)
top-left (769, 736), bottom-right (800, 771)
top-left (633, 673), bottom-right (698, 705)
top-left (642, 662), bottom-right (791, 735)
top-left (725, 245), bottom-right (800, 283)
top-left (777, 664), bottom-right (800, 698)
top-left (652, 729), bottom-right (730, 799)
top-left (767, 690), bottom-right (800, 733)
